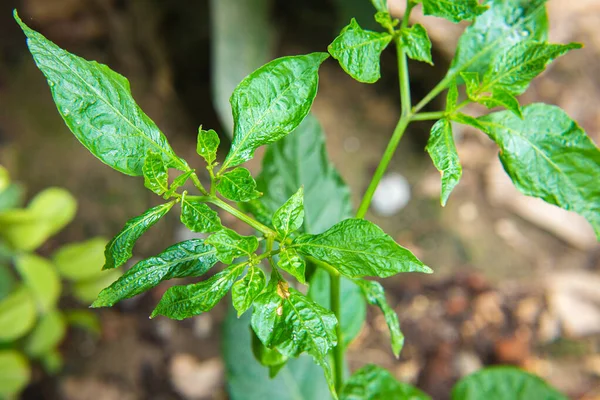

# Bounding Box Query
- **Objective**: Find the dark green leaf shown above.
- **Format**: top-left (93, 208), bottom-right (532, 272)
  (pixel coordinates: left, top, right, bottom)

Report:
top-left (93, 239), bottom-right (218, 307)
top-left (197, 127), bottom-right (220, 165)
top-left (15, 254), bottom-right (61, 312)
top-left (0, 350), bottom-right (31, 397)
top-left (421, 0), bottom-right (487, 23)
top-left (232, 266), bottom-right (267, 316)
top-left (0, 286), bottom-right (36, 341)
top-left (308, 269), bottom-right (366, 347)
top-left (370, 0), bottom-right (388, 13)
top-left (25, 310), bottom-right (66, 358)
top-left (328, 19), bottom-right (392, 83)
top-left (452, 366), bottom-right (566, 400)
top-left (165, 171), bottom-right (193, 198)
top-left (400, 24), bottom-right (433, 65)
top-left (448, 0), bottom-right (548, 79)
top-left (272, 187), bottom-right (304, 239)
top-left (294, 218), bottom-right (432, 278)
top-left (103, 201), bottom-right (174, 270)
top-left (478, 104), bottom-right (600, 239)
top-left (151, 263), bottom-right (245, 320)
top-left (251, 329), bottom-right (288, 376)
top-left (41, 349), bottom-right (63, 375)
top-left (341, 364), bottom-right (430, 400)
top-left (143, 152), bottom-right (169, 196)
top-left (205, 229), bottom-right (259, 264)
top-left (277, 248), bottom-right (306, 284)
top-left (217, 168), bottom-right (262, 202)
top-left (180, 193), bottom-right (222, 233)
top-left (15, 12), bottom-right (187, 176)
top-left (52, 237), bottom-right (107, 281)
top-left (222, 53), bottom-right (328, 169)
top-left (64, 310), bottom-right (101, 336)
top-left (354, 279), bottom-right (403, 357)
top-left (426, 119), bottom-right (462, 206)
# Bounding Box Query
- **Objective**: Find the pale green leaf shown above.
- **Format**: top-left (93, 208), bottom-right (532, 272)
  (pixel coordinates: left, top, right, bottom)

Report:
top-left (0, 350), bottom-right (31, 397)
top-left (72, 269), bottom-right (121, 304)
top-left (277, 248), bottom-right (306, 284)
top-left (222, 53), bottom-right (328, 169)
top-left (328, 19), bottom-right (392, 83)
top-left (197, 127), bottom-right (220, 165)
top-left (15, 254), bottom-right (61, 312)
top-left (15, 12), bottom-right (187, 176)
top-left (0, 183), bottom-right (24, 212)
top-left (370, 0), bottom-right (388, 13)
top-left (341, 364), bottom-right (430, 400)
top-left (180, 193), bottom-right (222, 233)
top-left (446, 81), bottom-right (459, 112)
top-left (143, 152), bottom-right (169, 196)
top-left (478, 89), bottom-right (522, 118)
top-left (103, 201), bottom-right (175, 270)
top-left (165, 171), bottom-right (193, 198)
top-left (272, 187), bottom-right (304, 239)
top-left (151, 263), bottom-right (245, 320)
top-left (93, 239), bottom-right (218, 307)
top-left (294, 218), bottom-right (432, 278)
top-left (52, 237), bottom-right (108, 281)
top-left (217, 168), bottom-right (262, 202)
top-left (478, 104), bottom-right (600, 239)
top-left (205, 229), bottom-right (259, 264)
top-left (400, 24), bottom-right (433, 65)
top-left (0, 286), bottom-right (37, 341)
top-left (426, 119), bottom-right (462, 206)
top-left (232, 266), bottom-right (267, 316)
top-left (421, 0), bottom-right (487, 23)
top-left (25, 310), bottom-right (66, 358)
top-left (0, 166), bottom-right (9, 192)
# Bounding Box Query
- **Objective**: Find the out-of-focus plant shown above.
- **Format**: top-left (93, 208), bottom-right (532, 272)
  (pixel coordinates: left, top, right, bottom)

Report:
top-left (0, 166), bottom-right (116, 398)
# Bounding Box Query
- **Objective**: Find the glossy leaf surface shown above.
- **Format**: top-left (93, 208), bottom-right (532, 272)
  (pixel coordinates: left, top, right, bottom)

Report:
top-left (165, 171), bottom-right (193, 198)
top-left (426, 119), bottom-right (462, 206)
top-left (217, 168), bottom-right (262, 202)
top-left (400, 24), bottom-right (433, 65)
top-left (0, 350), bottom-right (31, 397)
top-left (421, 0), bottom-right (487, 23)
top-left (0, 286), bottom-right (36, 341)
top-left (341, 364), bottom-right (430, 400)
top-left (142, 152), bottom-right (169, 196)
top-left (272, 187), bottom-right (304, 240)
top-left (52, 237), bottom-right (107, 281)
top-left (232, 266), bottom-right (267, 316)
top-left (277, 248), bottom-right (307, 284)
top-left (205, 229), bottom-right (259, 264)
top-left (180, 194), bottom-right (222, 233)
top-left (15, 254), bottom-right (61, 312)
top-left (197, 128), bottom-right (220, 165)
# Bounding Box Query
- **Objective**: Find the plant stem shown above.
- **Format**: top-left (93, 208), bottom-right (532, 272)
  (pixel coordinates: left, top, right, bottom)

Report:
top-left (413, 75), bottom-right (452, 114)
top-left (331, 273), bottom-right (343, 393)
top-left (209, 197), bottom-right (276, 236)
top-left (189, 172), bottom-right (209, 196)
top-left (411, 111), bottom-right (446, 121)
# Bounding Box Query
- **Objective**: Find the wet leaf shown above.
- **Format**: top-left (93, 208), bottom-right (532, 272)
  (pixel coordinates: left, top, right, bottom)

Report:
top-left (232, 266), bottom-right (267, 316)
top-left (426, 119), bottom-right (462, 206)
top-left (206, 229), bottom-right (259, 264)
top-left (180, 194), bottom-right (222, 233)
top-left (217, 168), bottom-right (262, 202)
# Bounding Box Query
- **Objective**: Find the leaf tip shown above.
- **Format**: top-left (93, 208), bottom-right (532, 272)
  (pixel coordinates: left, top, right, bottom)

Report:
top-left (422, 265), bottom-right (434, 274)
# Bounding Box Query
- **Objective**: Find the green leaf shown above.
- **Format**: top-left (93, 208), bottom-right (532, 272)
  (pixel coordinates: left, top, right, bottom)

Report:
top-left (197, 127), bottom-right (220, 165)
top-left (354, 279), bottom-right (404, 357)
top-left (421, 0), bottom-right (487, 23)
top-left (52, 237), bottom-right (108, 281)
top-left (205, 229), bottom-right (259, 264)
top-left (217, 168), bottom-right (262, 202)
top-left (93, 239), bottom-right (218, 307)
top-left (142, 152), bottom-right (169, 196)
top-left (15, 12), bottom-right (187, 176)
top-left (308, 269), bottom-right (366, 347)
top-left (400, 24), bottom-right (433, 65)
top-left (478, 104), bottom-right (600, 239)
top-left (0, 166), bottom-right (9, 193)
top-left (328, 19), bottom-right (392, 83)
top-left (0, 183), bottom-right (25, 212)
top-left (103, 201), bottom-right (175, 270)
top-left (294, 218), bottom-right (432, 278)
top-left (251, 329), bottom-right (288, 377)
top-left (25, 310), bottom-right (66, 358)
top-left (341, 364), bottom-right (430, 400)
top-left (258, 114), bottom-right (352, 234)
top-left (222, 52), bottom-right (328, 169)
top-left (446, 81), bottom-right (459, 112)
top-left (180, 193), bottom-right (222, 233)
top-left (277, 248), bottom-right (307, 284)
top-left (64, 310), bottom-right (101, 336)
top-left (15, 254), bottom-right (61, 312)
top-left (477, 89), bottom-right (522, 118)
top-left (448, 0), bottom-right (548, 80)
top-left (0, 187), bottom-right (77, 251)
top-left (426, 119), bottom-right (462, 206)
top-left (151, 263), bottom-right (245, 320)
top-left (223, 306), bottom-right (331, 400)
top-left (272, 187), bottom-right (304, 240)
top-left (452, 112), bottom-right (487, 131)
top-left (72, 269), bottom-right (121, 304)
top-left (452, 366), bottom-right (566, 400)
top-left (165, 171), bottom-right (193, 198)
top-left (0, 286), bottom-right (37, 341)
top-left (232, 266), bottom-right (267, 316)
top-left (370, 0), bottom-right (388, 13)
top-left (41, 348), bottom-right (63, 375)
top-left (0, 350), bottom-right (31, 397)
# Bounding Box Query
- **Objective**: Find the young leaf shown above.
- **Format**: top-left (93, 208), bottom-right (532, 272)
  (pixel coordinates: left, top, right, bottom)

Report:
top-left (24, 310), bottom-right (66, 358)
top-left (180, 193), bottom-right (223, 233)
top-left (294, 218), bottom-right (432, 278)
top-left (400, 24), bottom-right (433, 65)
top-left (52, 237), bottom-right (107, 281)
top-left (103, 201), bottom-right (175, 270)
top-left (478, 89), bottom-right (522, 118)
top-left (341, 364), bottom-right (431, 400)
top-left (151, 263), bottom-right (245, 320)
top-left (15, 254), bottom-right (61, 312)
top-left (272, 187), bottom-right (304, 240)
top-left (93, 239), bottom-right (218, 307)
top-left (421, 0), bottom-right (487, 23)
top-left (205, 229), bottom-right (259, 264)
top-left (165, 171), bottom-right (193, 198)
top-left (446, 81), bottom-right (459, 112)
top-left (354, 279), bottom-right (404, 357)
top-left (251, 330), bottom-right (288, 377)
top-left (222, 53), bottom-right (328, 169)
top-left (217, 168), bottom-right (262, 202)
top-left (277, 248), bottom-right (306, 284)
top-left (14, 12), bottom-right (187, 176)
top-left (72, 269), bottom-right (121, 304)
top-left (370, 0), bottom-right (388, 13)
top-left (478, 104), bottom-right (600, 239)
top-left (461, 71), bottom-right (481, 97)
top-left (197, 128), bottom-right (220, 165)
top-left (232, 266), bottom-right (267, 316)
top-left (143, 152), bottom-right (169, 196)
top-left (452, 366), bottom-right (566, 400)
top-left (328, 18), bottom-right (392, 83)
top-left (0, 350), bottom-right (31, 397)
top-left (448, 0), bottom-right (548, 79)
top-left (0, 286), bottom-right (36, 341)
top-left (426, 119), bottom-right (462, 206)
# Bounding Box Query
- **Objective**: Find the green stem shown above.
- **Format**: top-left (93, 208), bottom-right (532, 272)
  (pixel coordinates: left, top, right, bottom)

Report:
top-left (190, 172), bottom-right (209, 195)
top-left (209, 197), bottom-right (276, 236)
top-left (331, 273), bottom-right (343, 393)
top-left (413, 75), bottom-right (452, 114)
top-left (411, 111), bottom-right (446, 121)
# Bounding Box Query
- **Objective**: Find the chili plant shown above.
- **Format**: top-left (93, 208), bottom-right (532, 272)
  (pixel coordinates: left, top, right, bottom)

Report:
top-left (14, 0), bottom-right (600, 397)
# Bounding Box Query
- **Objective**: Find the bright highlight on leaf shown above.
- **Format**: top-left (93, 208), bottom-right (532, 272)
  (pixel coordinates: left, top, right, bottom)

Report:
top-left (421, 0), bottom-right (487, 23)
top-left (197, 127), bottom-right (220, 166)
top-left (426, 119), bottom-right (462, 206)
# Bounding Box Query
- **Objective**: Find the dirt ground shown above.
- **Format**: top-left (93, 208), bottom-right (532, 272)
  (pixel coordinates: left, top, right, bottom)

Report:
top-left (1, 0), bottom-right (599, 399)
